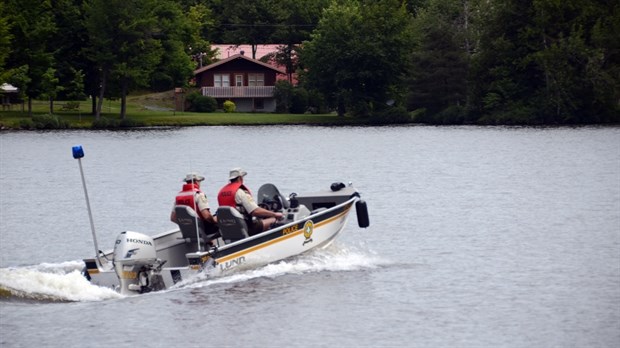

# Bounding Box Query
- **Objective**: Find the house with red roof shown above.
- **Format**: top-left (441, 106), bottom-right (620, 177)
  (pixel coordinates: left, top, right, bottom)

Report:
top-left (194, 51), bottom-right (286, 112)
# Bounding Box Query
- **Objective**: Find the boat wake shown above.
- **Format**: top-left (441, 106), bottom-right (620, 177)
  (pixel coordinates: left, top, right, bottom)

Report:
top-left (0, 243), bottom-right (386, 302)
top-left (0, 261), bottom-right (122, 303)
top-left (174, 241), bottom-right (387, 290)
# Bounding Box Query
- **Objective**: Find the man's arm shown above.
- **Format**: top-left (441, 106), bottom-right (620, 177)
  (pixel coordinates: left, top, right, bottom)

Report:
top-left (199, 208), bottom-right (217, 224)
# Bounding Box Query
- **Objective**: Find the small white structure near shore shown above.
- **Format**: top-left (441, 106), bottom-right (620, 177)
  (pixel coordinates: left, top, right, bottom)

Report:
top-left (1, 83), bottom-right (19, 110)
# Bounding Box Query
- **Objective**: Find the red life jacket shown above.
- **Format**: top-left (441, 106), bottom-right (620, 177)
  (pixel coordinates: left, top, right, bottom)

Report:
top-left (217, 182), bottom-right (251, 208)
top-left (175, 183), bottom-right (202, 215)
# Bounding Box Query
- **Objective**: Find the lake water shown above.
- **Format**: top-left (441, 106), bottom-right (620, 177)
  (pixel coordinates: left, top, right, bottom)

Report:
top-left (1, 125), bottom-right (619, 347)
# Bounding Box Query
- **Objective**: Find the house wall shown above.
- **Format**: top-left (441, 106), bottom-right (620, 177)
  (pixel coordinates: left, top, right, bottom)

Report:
top-left (226, 98), bottom-right (276, 113)
top-left (196, 60), bottom-right (278, 88)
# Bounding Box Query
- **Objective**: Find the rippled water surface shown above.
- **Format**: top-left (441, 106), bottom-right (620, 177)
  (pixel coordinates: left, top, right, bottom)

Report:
top-left (1, 126), bottom-right (619, 347)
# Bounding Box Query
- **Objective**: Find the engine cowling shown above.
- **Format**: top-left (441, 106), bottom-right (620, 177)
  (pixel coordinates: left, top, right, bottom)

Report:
top-left (113, 231), bottom-right (163, 295)
top-left (113, 231), bottom-right (157, 265)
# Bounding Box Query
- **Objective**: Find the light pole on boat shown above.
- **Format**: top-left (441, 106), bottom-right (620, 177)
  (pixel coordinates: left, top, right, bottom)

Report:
top-left (72, 145), bottom-right (102, 267)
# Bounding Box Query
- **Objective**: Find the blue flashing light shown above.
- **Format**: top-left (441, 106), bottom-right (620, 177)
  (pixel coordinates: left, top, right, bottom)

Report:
top-left (72, 145), bottom-right (84, 159)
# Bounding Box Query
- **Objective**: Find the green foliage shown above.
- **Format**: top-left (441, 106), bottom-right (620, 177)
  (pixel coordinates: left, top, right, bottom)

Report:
top-left (19, 115), bottom-right (70, 129)
top-left (407, 0), bottom-right (469, 115)
top-left (119, 118), bottom-right (146, 128)
top-left (274, 80), bottom-right (309, 114)
top-left (190, 95), bottom-right (217, 112)
top-left (185, 91), bottom-right (200, 103)
top-left (290, 88), bottom-right (309, 114)
top-left (477, 101), bottom-right (539, 125)
top-left (219, 0), bottom-right (285, 59)
top-left (62, 101), bottom-right (81, 110)
top-left (301, 0), bottom-right (415, 117)
top-left (83, 0), bottom-right (194, 118)
top-left (185, 91), bottom-right (216, 112)
top-left (468, 0), bottom-right (620, 124)
top-left (4, 0), bottom-right (56, 115)
top-left (223, 100), bottom-right (236, 113)
top-left (39, 67), bottom-right (61, 102)
top-left (370, 105), bottom-right (411, 124)
top-left (306, 89), bottom-right (328, 114)
top-left (274, 80), bottom-right (294, 113)
top-left (91, 117), bottom-right (119, 129)
top-left (3, 0), bottom-right (618, 125)
top-left (18, 118), bottom-right (34, 129)
top-left (0, 2), bottom-right (12, 72)
top-left (64, 68), bottom-right (87, 101)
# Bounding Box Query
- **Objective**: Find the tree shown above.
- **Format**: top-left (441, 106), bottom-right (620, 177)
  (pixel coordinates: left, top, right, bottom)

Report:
top-left (4, 0), bottom-right (57, 116)
top-left (84, 0), bottom-right (193, 119)
top-left (469, 0), bottom-right (619, 124)
top-left (185, 3), bottom-right (218, 70)
top-left (220, 0), bottom-right (285, 59)
top-left (49, 0), bottom-right (92, 107)
top-left (301, 0), bottom-right (415, 117)
top-left (146, 1), bottom-right (197, 91)
top-left (529, 0), bottom-right (620, 123)
top-left (271, 0), bottom-right (329, 82)
top-left (83, 0), bottom-right (120, 119)
top-left (407, 0), bottom-right (471, 121)
top-left (39, 67), bottom-right (61, 114)
top-left (0, 2), bottom-right (13, 77)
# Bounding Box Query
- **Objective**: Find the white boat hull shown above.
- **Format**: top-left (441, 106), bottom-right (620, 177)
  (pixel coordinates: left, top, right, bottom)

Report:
top-left (83, 186), bottom-right (367, 294)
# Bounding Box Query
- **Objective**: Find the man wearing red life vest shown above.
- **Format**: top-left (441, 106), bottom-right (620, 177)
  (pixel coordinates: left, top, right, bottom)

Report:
top-left (171, 172), bottom-right (218, 234)
top-left (217, 167), bottom-right (283, 236)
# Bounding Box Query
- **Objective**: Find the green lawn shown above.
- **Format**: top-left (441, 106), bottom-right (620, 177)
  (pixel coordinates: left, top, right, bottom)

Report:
top-left (0, 97), bottom-right (363, 129)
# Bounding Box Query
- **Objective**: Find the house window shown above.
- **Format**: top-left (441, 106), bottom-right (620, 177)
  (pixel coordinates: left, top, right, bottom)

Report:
top-left (254, 98), bottom-right (264, 110)
top-left (214, 74), bottom-right (230, 87)
top-left (248, 74), bottom-right (264, 87)
top-left (235, 74), bottom-right (244, 87)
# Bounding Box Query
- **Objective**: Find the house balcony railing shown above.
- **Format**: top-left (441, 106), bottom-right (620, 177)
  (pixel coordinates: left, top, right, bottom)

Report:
top-left (201, 86), bottom-right (275, 98)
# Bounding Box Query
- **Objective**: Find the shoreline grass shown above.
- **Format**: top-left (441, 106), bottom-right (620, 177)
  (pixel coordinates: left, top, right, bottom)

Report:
top-left (0, 97), bottom-right (365, 130)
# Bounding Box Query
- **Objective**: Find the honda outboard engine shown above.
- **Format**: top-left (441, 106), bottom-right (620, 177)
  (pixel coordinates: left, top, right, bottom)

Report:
top-left (113, 231), bottom-right (165, 295)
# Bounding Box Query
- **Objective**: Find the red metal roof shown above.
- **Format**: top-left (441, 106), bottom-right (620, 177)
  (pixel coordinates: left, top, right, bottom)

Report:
top-left (193, 53), bottom-right (285, 75)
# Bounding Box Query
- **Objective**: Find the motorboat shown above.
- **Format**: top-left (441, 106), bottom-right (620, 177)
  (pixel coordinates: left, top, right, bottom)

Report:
top-left (74, 147), bottom-right (369, 295)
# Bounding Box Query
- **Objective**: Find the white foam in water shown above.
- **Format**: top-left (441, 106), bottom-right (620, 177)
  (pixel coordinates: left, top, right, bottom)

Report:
top-left (0, 244), bottom-right (389, 300)
top-left (177, 242), bottom-right (389, 290)
top-left (0, 261), bottom-right (123, 302)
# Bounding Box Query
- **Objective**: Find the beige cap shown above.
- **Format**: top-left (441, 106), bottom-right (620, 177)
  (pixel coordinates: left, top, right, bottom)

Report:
top-left (183, 172), bottom-right (205, 182)
top-left (228, 167), bottom-right (247, 180)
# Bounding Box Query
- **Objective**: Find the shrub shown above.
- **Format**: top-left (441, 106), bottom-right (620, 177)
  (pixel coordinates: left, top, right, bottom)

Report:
top-left (436, 105), bottom-right (466, 124)
top-left (290, 88), bottom-right (309, 114)
top-left (190, 95), bottom-right (217, 112)
top-left (185, 91), bottom-right (201, 104)
top-left (91, 117), bottom-right (120, 129)
top-left (370, 105), bottom-right (411, 124)
top-left (61, 101), bottom-right (80, 111)
top-left (19, 118), bottom-right (35, 129)
top-left (349, 100), bottom-right (372, 118)
top-left (31, 115), bottom-right (69, 129)
top-left (274, 80), bottom-right (294, 113)
top-left (223, 100), bottom-right (236, 113)
top-left (119, 118), bottom-right (146, 128)
top-left (307, 90), bottom-right (328, 114)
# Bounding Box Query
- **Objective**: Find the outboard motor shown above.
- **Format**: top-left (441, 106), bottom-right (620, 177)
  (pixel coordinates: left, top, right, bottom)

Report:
top-left (113, 231), bottom-right (165, 295)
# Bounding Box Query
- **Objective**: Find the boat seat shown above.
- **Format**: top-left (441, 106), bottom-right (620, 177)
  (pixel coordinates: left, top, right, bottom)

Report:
top-left (174, 205), bottom-right (219, 249)
top-left (216, 206), bottom-right (249, 244)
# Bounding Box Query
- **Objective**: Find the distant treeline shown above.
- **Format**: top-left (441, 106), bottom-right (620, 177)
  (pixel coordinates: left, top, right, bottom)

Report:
top-left (1, 0), bottom-right (618, 124)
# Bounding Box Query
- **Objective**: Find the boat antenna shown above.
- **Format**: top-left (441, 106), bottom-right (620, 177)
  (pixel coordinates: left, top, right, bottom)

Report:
top-left (192, 175), bottom-right (202, 252)
top-left (72, 145), bottom-right (102, 267)
top-left (188, 160), bottom-right (202, 252)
